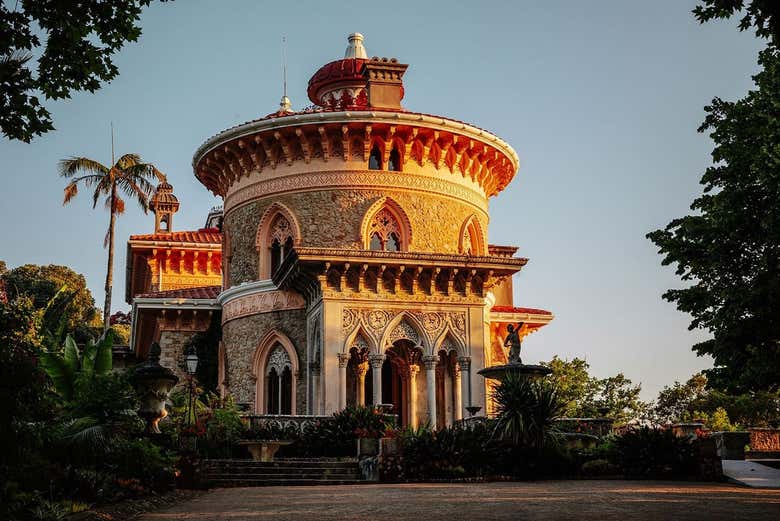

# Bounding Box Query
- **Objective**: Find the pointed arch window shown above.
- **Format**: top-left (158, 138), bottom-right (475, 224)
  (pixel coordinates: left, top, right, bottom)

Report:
top-left (268, 214), bottom-right (294, 276)
top-left (266, 344), bottom-right (293, 415)
top-left (369, 144), bottom-right (382, 170)
top-left (388, 147), bottom-right (401, 171)
top-left (368, 208), bottom-right (403, 251)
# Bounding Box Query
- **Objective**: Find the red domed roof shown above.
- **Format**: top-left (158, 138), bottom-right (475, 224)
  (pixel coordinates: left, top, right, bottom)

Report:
top-left (307, 57), bottom-right (368, 105)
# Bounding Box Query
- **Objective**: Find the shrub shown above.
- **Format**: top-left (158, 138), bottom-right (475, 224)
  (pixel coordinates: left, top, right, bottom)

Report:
top-left (492, 375), bottom-right (565, 449)
top-left (581, 458), bottom-right (619, 477)
top-left (614, 427), bottom-right (697, 479)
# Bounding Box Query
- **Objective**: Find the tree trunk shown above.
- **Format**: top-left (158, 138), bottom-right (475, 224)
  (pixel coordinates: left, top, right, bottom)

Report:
top-left (103, 186), bottom-right (116, 334)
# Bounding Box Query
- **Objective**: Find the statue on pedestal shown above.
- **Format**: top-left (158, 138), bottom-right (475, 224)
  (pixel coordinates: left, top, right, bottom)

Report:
top-left (504, 323), bottom-right (524, 365)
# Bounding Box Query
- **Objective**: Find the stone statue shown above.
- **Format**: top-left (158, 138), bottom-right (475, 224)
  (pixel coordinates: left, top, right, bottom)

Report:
top-left (504, 323), bottom-right (524, 365)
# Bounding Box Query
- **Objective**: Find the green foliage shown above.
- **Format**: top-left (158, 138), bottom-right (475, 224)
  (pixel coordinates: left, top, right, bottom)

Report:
top-left (0, 0), bottom-right (169, 142)
top-left (491, 375), bottom-right (565, 449)
top-left (614, 427), bottom-right (697, 479)
top-left (1, 264), bottom-right (96, 336)
top-left (685, 407), bottom-right (737, 431)
top-left (40, 332), bottom-right (114, 402)
top-left (543, 356), bottom-right (648, 424)
top-left (647, 45), bottom-right (780, 393)
top-left (653, 372), bottom-right (780, 426)
top-left (580, 458), bottom-right (619, 477)
top-left (694, 1), bottom-right (780, 45)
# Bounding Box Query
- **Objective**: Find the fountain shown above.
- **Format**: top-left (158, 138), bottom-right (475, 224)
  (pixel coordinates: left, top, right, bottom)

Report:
top-left (477, 322), bottom-right (551, 383)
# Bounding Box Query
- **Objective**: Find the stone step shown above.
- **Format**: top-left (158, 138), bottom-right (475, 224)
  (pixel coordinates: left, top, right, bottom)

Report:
top-left (206, 473), bottom-right (363, 480)
top-left (203, 459), bottom-right (357, 467)
top-left (207, 478), bottom-right (367, 487)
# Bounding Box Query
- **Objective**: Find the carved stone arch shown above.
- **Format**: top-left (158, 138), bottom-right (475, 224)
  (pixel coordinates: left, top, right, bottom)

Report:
top-left (380, 311), bottom-right (431, 354)
top-left (343, 324), bottom-right (377, 354)
top-left (252, 330), bottom-right (299, 414)
top-left (388, 135), bottom-right (405, 171)
top-left (459, 214), bottom-right (486, 256)
top-left (433, 325), bottom-right (467, 358)
top-left (361, 196), bottom-right (412, 251)
top-left (255, 202), bottom-right (302, 279)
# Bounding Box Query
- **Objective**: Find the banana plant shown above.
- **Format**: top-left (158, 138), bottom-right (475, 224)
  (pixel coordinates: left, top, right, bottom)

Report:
top-left (40, 331), bottom-right (114, 402)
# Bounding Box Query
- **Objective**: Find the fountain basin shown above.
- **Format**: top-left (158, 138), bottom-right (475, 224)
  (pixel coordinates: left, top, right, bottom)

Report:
top-left (477, 363), bottom-right (552, 382)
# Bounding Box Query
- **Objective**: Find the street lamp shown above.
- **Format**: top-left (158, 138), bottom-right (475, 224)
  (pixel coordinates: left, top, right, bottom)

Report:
top-left (185, 345), bottom-right (199, 427)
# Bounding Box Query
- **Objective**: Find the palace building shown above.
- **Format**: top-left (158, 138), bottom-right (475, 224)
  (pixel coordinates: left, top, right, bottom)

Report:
top-left (126, 33), bottom-right (553, 427)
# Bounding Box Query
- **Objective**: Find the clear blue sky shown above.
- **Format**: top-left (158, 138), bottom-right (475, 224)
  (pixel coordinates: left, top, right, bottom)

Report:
top-left (0, 1), bottom-right (765, 399)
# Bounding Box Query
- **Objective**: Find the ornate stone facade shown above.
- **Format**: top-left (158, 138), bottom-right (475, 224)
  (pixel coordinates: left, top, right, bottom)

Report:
top-left (121, 33), bottom-right (558, 424)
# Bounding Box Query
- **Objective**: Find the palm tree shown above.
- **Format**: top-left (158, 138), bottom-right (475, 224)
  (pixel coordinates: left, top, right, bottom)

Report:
top-left (60, 153), bottom-right (164, 332)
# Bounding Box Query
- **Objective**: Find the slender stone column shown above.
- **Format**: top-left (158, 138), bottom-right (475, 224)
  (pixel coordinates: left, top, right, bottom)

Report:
top-left (408, 364), bottom-right (420, 429)
top-left (423, 355), bottom-right (438, 427)
top-left (309, 362), bottom-right (321, 415)
top-left (369, 354), bottom-right (385, 406)
top-left (453, 363), bottom-right (463, 421)
top-left (458, 356), bottom-right (471, 416)
top-left (355, 362), bottom-right (368, 406)
top-left (337, 353), bottom-right (350, 410)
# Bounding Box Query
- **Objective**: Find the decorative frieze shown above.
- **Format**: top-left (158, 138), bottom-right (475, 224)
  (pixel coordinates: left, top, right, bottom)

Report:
top-left (224, 169), bottom-right (488, 216)
top-left (222, 289), bottom-right (305, 323)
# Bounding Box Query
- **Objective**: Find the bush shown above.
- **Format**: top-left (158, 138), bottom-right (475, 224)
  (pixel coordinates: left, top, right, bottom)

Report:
top-left (614, 427), bottom-right (697, 479)
top-left (581, 458), bottom-right (619, 477)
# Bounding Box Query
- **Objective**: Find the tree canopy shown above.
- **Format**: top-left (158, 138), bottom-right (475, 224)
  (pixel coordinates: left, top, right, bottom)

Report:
top-left (1, 0), bottom-right (166, 142)
top-left (543, 356), bottom-right (647, 424)
top-left (1, 263), bottom-right (97, 333)
top-left (647, 46), bottom-right (780, 393)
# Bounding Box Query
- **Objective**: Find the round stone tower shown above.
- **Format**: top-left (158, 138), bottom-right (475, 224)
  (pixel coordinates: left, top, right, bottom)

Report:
top-left (193, 34), bottom-right (547, 426)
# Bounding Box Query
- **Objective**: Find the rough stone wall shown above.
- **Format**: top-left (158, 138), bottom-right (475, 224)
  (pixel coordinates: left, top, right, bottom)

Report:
top-left (222, 308), bottom-right (307, 411)
top-left (158, 330), bottom-right (197, 384)
top-left (225, 188), bottom-right (486, 285)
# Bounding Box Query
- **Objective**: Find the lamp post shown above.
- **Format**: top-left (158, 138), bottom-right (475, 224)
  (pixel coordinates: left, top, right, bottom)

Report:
top-left (185, 345), bottom-right (199, 427)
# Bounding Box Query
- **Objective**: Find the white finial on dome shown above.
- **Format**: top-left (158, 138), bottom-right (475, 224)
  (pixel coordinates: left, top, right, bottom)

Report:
top-left (344, 33), bottom-right (368, 59)
top-left (279, 95), bottom-right (292, 113)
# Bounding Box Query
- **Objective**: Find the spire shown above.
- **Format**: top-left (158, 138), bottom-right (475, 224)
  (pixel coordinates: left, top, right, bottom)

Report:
top-left (279, 36), bottom-right (292, 113)
top-left (344, 32), bottom-right (368, 59)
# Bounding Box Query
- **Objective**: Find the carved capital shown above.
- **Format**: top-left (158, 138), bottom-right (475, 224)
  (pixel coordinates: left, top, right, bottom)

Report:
top-left (337, 353), bottom-right (350, 368)
top-left (368, 353), bottom-right (386, 369)
top-left (408, 364), bottom-right (421, 377)
top-left (457, 356), bottom-right (471, 371)
top-left (422, 355), bottom-right (438, 370)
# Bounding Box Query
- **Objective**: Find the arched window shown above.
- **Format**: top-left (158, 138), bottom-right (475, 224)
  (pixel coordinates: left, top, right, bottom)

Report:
top-left (459, 216), bottom-right (485, 256)
top-left (388, 147), bottom-right (401, 171)
top-left (369, 144), bottom-right (382, 170)
top-left (266, 343), bottom-right (293, 415)
top-left (368, 208), bottom-right (403, 251)
top-left (268, 214), bottom-right (293, 276)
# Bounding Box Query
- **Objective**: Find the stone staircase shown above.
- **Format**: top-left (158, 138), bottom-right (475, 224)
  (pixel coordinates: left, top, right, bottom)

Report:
top-left (202, 458), bottom-right (366, 487)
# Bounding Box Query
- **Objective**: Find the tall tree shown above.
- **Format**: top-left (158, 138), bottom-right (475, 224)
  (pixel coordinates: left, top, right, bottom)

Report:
top-left (0, 1), bottom-right (168, 142)
top-left (60, 153), bottom-right (163, 332)
top-left (1, 263), bottom-right (96, 332)
top-left (648, 5), bottom-right (780, 392)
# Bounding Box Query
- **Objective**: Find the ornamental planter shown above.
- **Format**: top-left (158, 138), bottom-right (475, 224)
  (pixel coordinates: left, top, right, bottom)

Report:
top-left (357, 438), bottom-right (379, 457)
top-left (131, 342), bottom-right (179, 434)
top-left (712, 431), bottom-right (750, 460)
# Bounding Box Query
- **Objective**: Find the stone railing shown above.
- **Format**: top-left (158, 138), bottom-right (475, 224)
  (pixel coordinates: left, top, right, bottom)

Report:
top-left (749, 428), bottom-right (780, 451)
top-left (242, 414), bottom-right (330, 435)
top-left (555, 418), bottom-right (614, 437)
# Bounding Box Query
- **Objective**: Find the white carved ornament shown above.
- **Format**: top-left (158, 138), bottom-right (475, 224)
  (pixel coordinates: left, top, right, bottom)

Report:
top-left (369, 208), bottom-right (401, 244)
top-left (266, 344), bottom-right (291, 375)
top-left (270, 214), bottom-right (293, 244)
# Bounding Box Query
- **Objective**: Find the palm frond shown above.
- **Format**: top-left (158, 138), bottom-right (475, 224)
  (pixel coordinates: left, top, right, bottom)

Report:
top-left (63, 182), bottom-right (79, 205)
top-left (115, 153), bottom-right (142, 169)
top-left (58, 157), bottom-right (109, 178)
top-left (117, 176), bottom-right (154, 211)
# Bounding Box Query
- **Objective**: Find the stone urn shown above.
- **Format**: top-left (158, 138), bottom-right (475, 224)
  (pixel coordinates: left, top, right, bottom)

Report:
top-left (131, 342), bottom-right (179, 434)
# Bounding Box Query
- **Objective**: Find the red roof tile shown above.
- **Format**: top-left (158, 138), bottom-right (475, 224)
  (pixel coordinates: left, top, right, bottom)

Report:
top-left (129, 227), bottom-right (222, 244)
top-left (491, 306), bottom-right (553, 316)
top-left (137, 285), bottom-right (221, 300)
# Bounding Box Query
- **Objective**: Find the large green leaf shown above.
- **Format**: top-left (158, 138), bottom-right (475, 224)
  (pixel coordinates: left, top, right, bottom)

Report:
top-left (63, 335), bottom-right (80, 376)
top-left (40, 350), bottom-right (74, 401)
top-left (93, 330), bottom-right (114, 375)
top-left (81, 338), bottom-right (96, 377)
